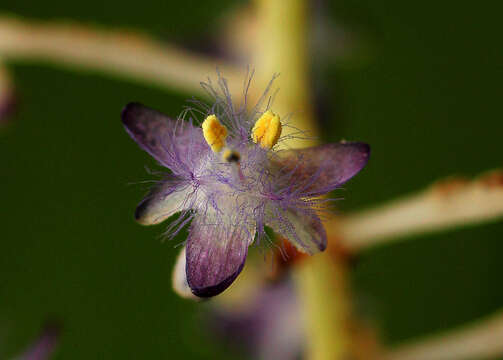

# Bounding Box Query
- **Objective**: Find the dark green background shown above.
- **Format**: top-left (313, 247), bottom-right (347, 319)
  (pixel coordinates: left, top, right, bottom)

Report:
top-left (1, 1), bottom-right (502, 358)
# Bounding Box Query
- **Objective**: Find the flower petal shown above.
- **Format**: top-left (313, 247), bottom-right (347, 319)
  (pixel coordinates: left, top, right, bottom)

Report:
top-left (273, 142), bottom-right (370, 196)
top-left (121, 102), bottom-right (175, 166)
top-left (135, 183), bottom-right (192, 225)
top-left (121, 102), bottom-right (206, 172)
top-left (172, 247), bottom-right (198, 300)
top-left (266, 207), bottom-right (326, 255)
top-left (185, 218), bottom-right (254, 297)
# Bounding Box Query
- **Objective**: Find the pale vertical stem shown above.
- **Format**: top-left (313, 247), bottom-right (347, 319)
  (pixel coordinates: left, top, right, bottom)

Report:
top-left (253, 0), bottom-right (318, 149)
top-left (294, 255), bottom-right (351, 360)
top-left (254, 1), bottom-right (352, 359)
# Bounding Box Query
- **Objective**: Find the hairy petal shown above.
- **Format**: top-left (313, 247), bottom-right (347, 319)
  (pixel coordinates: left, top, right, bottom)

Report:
top-left (135, 183), bottom-right (192, 225)
top-left (267, 207), bottom-right (326, 255)
top-left (186, 218), bottom-right (254, 297)
top-left (121, 102), bottom-right (176, 166)
top-left (273, 142), bottom-right (370, 196)
top-left (121, 102), bottom-right (206, 172)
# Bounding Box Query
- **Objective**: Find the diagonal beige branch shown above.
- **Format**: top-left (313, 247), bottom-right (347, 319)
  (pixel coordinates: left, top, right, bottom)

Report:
top-left (384, 309), bottom-right (503, 360)
top-left (334, 170), bottom-right (503, 252)
top-left (0, 15), bottom-right (242, 95)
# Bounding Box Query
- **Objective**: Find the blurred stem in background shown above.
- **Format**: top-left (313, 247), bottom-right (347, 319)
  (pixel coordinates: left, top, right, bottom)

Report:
top-left (0, 16), bottom-right (242, 96)
top-left (337, 170), bottom-right (503, 253)
top-left (253, 0), bottom-right (318, 148)
top-left (252, 0), bottom-right (352, 359)
top-left (383, 308), bottom-right (503, 360)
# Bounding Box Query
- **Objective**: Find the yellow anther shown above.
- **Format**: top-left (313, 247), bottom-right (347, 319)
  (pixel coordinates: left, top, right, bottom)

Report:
top-left (251, 110), bottom-right (282, 149)
top-left (202, 114), bottom-right (228, 152)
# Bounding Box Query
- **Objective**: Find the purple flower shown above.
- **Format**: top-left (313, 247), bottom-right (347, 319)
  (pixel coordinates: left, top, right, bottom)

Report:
top-left (121, 73), bottom-right (369, 298)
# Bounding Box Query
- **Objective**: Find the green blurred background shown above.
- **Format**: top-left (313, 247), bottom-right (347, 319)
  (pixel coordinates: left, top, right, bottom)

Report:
top-left (1, 0), bottom-right (502, 358)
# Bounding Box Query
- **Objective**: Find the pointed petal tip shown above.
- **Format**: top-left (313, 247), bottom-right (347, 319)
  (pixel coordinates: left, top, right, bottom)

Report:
top-left (318, 241), bottom-right (327, 252)
top-left (340, 140), bottom-right (370, 156)
top-left (355, 141), bottom-right (371, 158)
top-left (355, 141), bottom-right (371, 155)
top-left (334, 141), bottom-right (371, 184)
top-left (134, 199), bottom-right (154, 225)
top-left (121, 102), bottom-right (143, 125)
top-left (134, 187), bottom-right (188, 226)
top-left (120, 102), bottom-right (182, 167)
top-left (188, 263), bottom-right (245, 298)
top-left (350, 141), bottom-right (371, 168)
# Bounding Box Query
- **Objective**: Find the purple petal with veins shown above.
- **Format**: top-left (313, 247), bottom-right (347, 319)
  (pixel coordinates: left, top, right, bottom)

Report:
top-left (186, 217), bottom-right (254, 297)
top-left (121, 102), bottom-right (207, 176)
top-left (266, 206), bottom-right (326, 254)
top-left (273, 142), bottom-right (370, 197)
top-left (172, 246), bottom-right (198, 300)
top-left (135, 181), bottom-right (193, 225)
